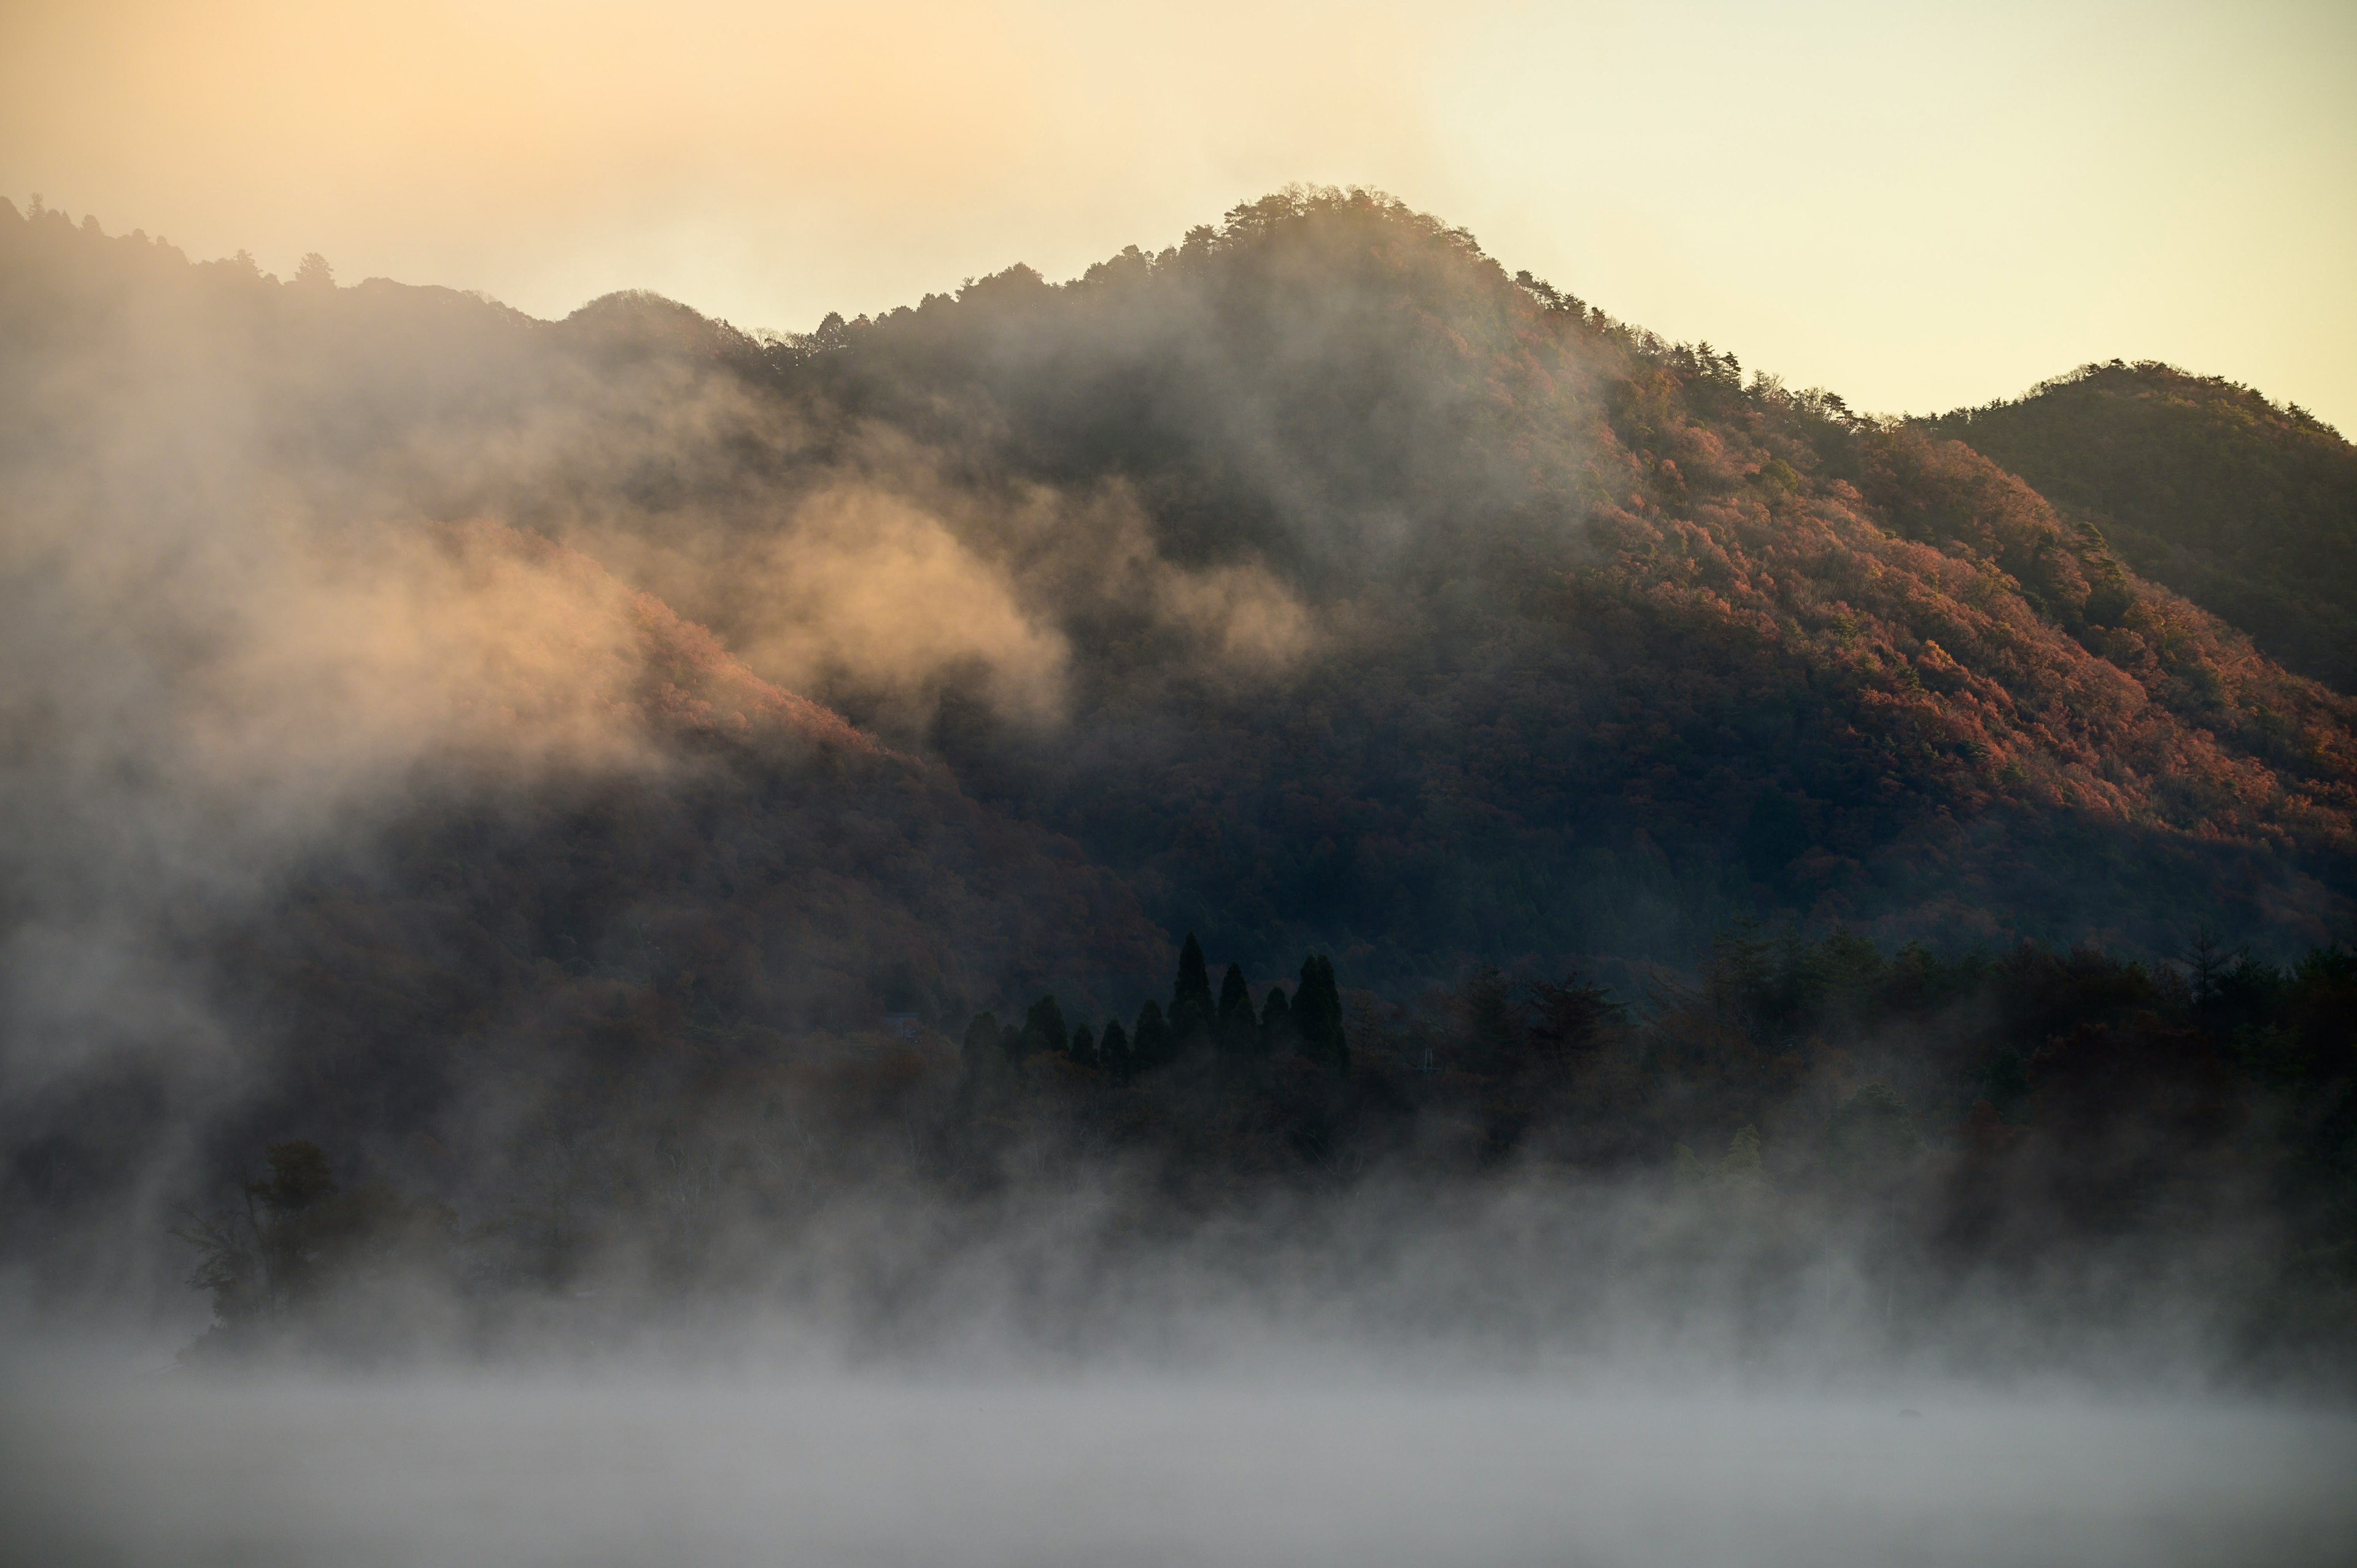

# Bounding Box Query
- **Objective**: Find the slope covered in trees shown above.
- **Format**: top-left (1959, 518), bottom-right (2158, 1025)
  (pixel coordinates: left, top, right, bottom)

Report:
top-left (1924, 360), bottom-right (2357, 692)
top-left (743, 191), bottom-right (2357, 968)
top-left (2, 190), bottom-right (2355, 1361)
top-left (9, 188), bottom-right (2348, 977)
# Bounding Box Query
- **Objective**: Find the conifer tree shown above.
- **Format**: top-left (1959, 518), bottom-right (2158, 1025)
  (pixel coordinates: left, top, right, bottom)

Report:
top-left (1021, 994), bottom-right (1068, 1060)
top-left (1293, 954), bottom-right (1349, 1074)
top-left (1171, 933), bottom-right (1215, 1049)
top-left (1099, 1018), bottom-right (1133, 1084)
top-left (1318, 956), bottom-right (1350, 1075)
top-left (1132, 998), bottom-right (1174, 1074)
top-left (1217, 962), bottom-right (1256, 1056)
top-left (1067, 1022), bottom-right (1096, 1067)
top-left (1291, 955), bottom-right (1329, 1064)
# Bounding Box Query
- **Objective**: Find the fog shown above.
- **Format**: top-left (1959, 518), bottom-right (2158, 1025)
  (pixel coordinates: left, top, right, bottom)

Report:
top-left (7, 1351), bottom-right (2354, 1567)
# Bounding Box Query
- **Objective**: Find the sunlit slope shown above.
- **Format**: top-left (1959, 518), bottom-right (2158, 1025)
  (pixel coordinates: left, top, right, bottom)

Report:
top-left (1923, 361), bottom-right (2357, 693)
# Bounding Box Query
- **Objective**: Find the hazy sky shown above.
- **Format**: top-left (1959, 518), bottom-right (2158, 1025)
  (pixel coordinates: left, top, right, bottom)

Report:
top-left (4, 0), bottom-right (2351, 427)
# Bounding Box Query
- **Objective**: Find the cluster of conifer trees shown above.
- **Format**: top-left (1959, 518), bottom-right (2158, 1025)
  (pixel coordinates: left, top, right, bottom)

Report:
top-left (961, 935), bottom-right (1348, 1084)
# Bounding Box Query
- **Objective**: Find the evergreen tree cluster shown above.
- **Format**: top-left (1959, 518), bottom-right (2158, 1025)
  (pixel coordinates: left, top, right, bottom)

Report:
top-left (964, 933), bottom-right (1350, 1086)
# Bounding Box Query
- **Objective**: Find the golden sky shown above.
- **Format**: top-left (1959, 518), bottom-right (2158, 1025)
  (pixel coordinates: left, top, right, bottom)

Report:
top-left (5, 0), bottom-right (2352, 426)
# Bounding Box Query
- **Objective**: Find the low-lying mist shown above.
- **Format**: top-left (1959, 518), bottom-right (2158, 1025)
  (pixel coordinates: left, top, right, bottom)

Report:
top-left (7, 1348), bottom-right (2355, 1567)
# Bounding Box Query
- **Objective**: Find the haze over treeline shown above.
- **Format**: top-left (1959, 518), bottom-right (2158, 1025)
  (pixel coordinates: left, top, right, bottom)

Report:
top-left (0, 187), bottom-right (2353, 1385)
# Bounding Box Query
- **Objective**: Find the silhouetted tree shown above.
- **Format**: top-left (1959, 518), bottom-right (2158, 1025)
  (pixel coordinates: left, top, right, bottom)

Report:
top-left (2183, 925), bottom-right (2243, 1009)
top-left (1067, 1021), bottom-right (1096, 1067)
top-left (1099, 1018), bottom-right (1134, 1084)
top-left (1293, 954), bottom-right (1348, 1074)
top-left (171, 1140), bottom-right (451, 1354)
top-left (1526, 974), bottom-right (1622, 1070)
top-left (1217, 962), bottom-right (1256, 1057)
top-left (1021, 994), bottom-right (1068, 1060)
top-left (1132, 998), bottom-right (1174, 1074)
top-left (1171, 933), bottom-right (1215, 1050)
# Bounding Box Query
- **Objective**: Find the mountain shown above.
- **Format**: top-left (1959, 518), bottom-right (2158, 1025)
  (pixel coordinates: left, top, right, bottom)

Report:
top-left (1923, 360), bottom-right (2357, 692)
top-left (3, 191), bottom-right (2356, 1334)
top-left (6, 189), bottom-right (2356, 997)
top-left (740, 201), bottom-right (2356, 971)
top-left (0, 203), bottom-right (1167, 1248)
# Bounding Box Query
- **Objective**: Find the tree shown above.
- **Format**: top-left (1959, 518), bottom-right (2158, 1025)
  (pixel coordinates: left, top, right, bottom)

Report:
top-left (1067, 1022), bottom-right (1096, 1067)
top-left (254, 1138), bottom-right (338, 1213)
top-left (1132, 998), bottom-right (1174, 1074)
top-left (1527, 974), bottom-right (1622, 1070)
top-left (1217, 962), bottom-right (1256, 1057)
top-left (295, 252), bottom-right (335, 289)
top-left (1171, 933), bottom-right (1215, 1049)
top-left (1673, 1141), bottom-right (1706, 1192)
top-left (1293, 954), bottom-right (1348, 1074)
top-left (170, 1140), bottom-right (451, 1357)
top-left (2182, 925), bottom-right (2243, 1009)
top-left (1099, 1018), bottom-right (1134, 1084)
top-left (1020, 994), bottom-right (1068, 1060)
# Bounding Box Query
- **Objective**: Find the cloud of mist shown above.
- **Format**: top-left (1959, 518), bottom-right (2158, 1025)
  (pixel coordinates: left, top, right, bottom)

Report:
top-left (8, 1139), bottom-right (2357, 1567)
top-left (0, 224), bottom-right (946, 1146)
top-left (734, 484), bottom-right (1072, 722)
top-left (9, 1346), bottom-right (2354, 1568)
top-left (0, 510), bottom-right (730, 1081)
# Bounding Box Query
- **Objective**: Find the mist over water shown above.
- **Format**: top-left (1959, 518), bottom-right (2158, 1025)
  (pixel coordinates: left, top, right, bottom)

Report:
top-left (7, 1351), bottom-right (2355, 1568)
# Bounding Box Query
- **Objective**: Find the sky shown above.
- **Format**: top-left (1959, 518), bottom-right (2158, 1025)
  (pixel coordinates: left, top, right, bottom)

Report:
top-left (3, 0), bottom-right (2351, 427)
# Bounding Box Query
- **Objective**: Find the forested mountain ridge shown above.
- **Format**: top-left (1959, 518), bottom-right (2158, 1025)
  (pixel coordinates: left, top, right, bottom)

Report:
top-left (735, 191), bottom-right (2357, 966)
top-left (1923, 360), bottom-right (2357, 693)
top-left (7, 189), bottom-right (2357, 1362)
top-left (4, 188), bottom-right (2355, 997)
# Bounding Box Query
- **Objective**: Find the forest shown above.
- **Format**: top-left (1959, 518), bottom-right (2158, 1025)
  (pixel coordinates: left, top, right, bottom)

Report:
top-left (168, 925), bottom-right (2356, 1373)
top-left (0, 187), bottom-right (2351, 1372)
top-left (1925, 361), bottom-right (2357, 692)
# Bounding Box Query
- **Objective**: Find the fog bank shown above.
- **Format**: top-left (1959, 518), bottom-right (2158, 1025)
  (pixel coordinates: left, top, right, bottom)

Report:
top-left (6, 1356), bottom-right (2353, 1568)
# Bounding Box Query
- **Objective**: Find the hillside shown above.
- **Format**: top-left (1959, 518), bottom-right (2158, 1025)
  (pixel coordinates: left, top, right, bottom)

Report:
top-left (6, 190), bottom-right (2355, 989)
top-left (1924, 360), bottom-right (2357, 692)
top-left (3, 191), bottom-right (2356, 1344)
top-left (735, 192), bottom-right (2357, 970)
